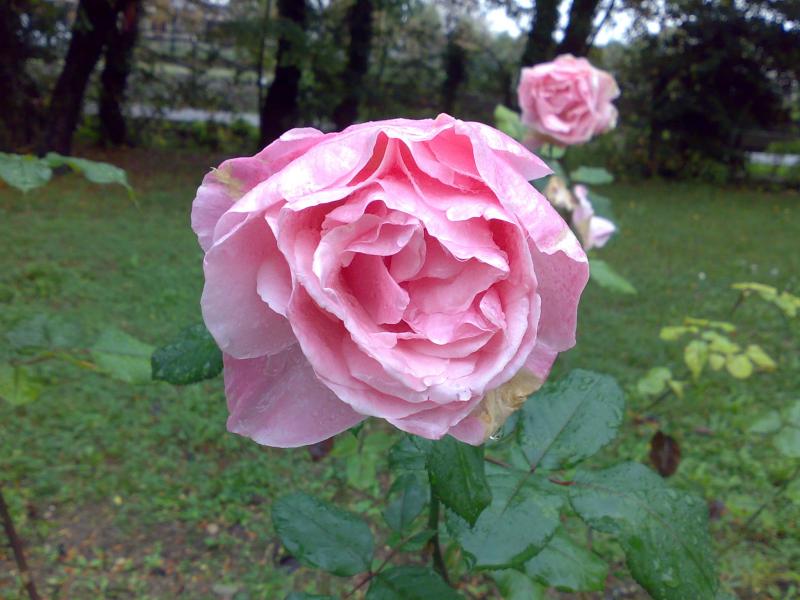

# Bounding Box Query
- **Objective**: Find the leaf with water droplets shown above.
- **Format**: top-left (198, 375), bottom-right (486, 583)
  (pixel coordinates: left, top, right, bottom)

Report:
top-left (427, 436), bottom-right (491, 526)
top-left (524, 527), bottom-right (608, 592)
top-left (446, 466), bottom-right (563, 569)
top-left (366, 566), bottom-right (462, 599)
top-left (518, 370), bottom-right (625, 471)
top-left (569, 462), bottom-right (718, 600)
top-left (151, 323), bottom-right (222, 385)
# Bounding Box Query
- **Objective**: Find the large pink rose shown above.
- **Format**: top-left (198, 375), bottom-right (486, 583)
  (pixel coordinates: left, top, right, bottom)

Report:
top-left (191, 114), bottom-right (588, 447)
top-left (518, 54), bottom-right (619, 146)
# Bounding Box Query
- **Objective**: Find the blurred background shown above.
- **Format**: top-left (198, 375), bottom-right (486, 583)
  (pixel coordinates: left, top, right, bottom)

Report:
top-left (3, 0), bottom-right (799, 181)
top-left (1, 1), bottom-right (799, 599)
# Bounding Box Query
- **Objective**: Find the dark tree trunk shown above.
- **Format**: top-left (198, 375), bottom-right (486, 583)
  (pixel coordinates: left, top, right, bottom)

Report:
top-left (41, 0), bottom-right (118, 155)
top-left (259, 0), bottom-right (307, 147)
top-left (333, 0), bottom-right (374, 130)
top-left (0, 0), bottom-right (43, 151)
top-left (521, 0), bottom-right (560, 66)
top-left (441, 29), bottom-right (466, 115)
top-left (99, 0), bottom-right (141, 146)
top-left (556, 0), bottom-right (603, 57)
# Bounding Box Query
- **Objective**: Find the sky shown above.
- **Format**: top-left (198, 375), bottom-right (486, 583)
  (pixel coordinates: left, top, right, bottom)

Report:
top-left (484, 1), bottom-right (640, 46)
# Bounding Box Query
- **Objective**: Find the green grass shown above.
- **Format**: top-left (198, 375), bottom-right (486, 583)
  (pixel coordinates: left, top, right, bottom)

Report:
top-left (1, 150), bottom-right (799, 599)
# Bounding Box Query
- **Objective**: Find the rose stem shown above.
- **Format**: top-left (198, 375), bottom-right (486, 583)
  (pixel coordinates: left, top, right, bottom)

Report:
top-left (0, 484), bottom-right (41, 600)
top-left (427, 495), bottom-right (450, 584)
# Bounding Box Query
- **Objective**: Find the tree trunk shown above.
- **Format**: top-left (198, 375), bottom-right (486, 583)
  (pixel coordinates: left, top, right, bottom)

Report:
top-left (441, 27), bottom-right (467, 115)
top-left (0, 0), bottom-right (42, 152)
top-left (41, 0), bottom-right (118, 155)
top-left (521, 0), bottom-right (560, 66)
top-left (99, 0), bottom-right (142, 146)
top-left (333, 0), bottom-right (374, 130)
top-left (259, 0), bottom-right (307, 147)
top-left (556, 0), bottom-right (602, 57)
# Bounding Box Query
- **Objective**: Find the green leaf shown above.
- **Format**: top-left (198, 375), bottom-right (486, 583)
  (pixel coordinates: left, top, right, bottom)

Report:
top-left (447, 467), bottom-right (563, 569)
top-left (774, 427), bottom-right (800, 458)
top-left (745, 345), bottom-right (776, 371)
top-left (389, 435), bottom-right (431, 473)
top-left (747, 410), bottom-right (782, 434)
top-left (90, 328), bottom-right (154, 384)
top-left (151, 323), bottom-right (222, 385)
top-left (366, 566), bottom-right (462, 600)
top-left (491, 570), bottom-right (546, 600)
top-left (637, 367), bottom-right (672, 396)
top-left (725, 354), bottom-right (753, 379)
top-left (427, 436), bottom-right (491, 526)
top-left (659, 326), bottom-right (696, 341)
top-left (389, 528), bottom-right (435, 551)
top-left (518, 369), bottom-right (625, 471)
top-left (493, 105), bottom-right (526, 142)
top-left (684, 340), bottom-right (709, 380)
top-left (774, 402), bottom-right (800, 458)
top-left (272, 492), bottom-right (373, 576)
top-left (570, 166), bottom-right (614, 185)
top-left (0, 364), bottom-right (43, 406)
top-left (590, 260), bottom-right (637, 295)
top-left (45, 153), bottom-right (131, 190)
top-left (524, 527), bottom-right (608, 592)
top-left (384, 474), bottom-right (428, 531)
top-left (285, 594), bottom-right (336, 600)
top-left (7, 313), bottom-right (81, 350)
top-left (569, 463), bottom-right (718, 600)
top-left (0, 153), bottom-right (52, 192)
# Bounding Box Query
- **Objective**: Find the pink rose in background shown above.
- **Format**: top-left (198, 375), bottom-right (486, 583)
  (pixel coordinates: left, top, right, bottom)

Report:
top-left (192, 114), bottom-right (588, 447)
top-left (572, 184), bottom-right (616, 250)
top-left (518, 54), bottom-right (620, 147)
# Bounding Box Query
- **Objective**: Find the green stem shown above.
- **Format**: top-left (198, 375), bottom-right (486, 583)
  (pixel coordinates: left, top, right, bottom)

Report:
top-left (427, 495), bottom-right (450, 584)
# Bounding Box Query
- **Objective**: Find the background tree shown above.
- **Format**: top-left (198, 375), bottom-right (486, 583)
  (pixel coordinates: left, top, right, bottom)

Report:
top-left (260, 0), bottom-right (307, 146)
top-left (556, 0), bottom-right (604, 56)
top-left (333, 0), bottom-right (374, 129)
top-left (99, 0), bottom-right (143, 145)
top-left (41, 0), bottom-right (121, 155)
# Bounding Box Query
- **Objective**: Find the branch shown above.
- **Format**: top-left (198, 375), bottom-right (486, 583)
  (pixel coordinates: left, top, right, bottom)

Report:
top-left (0, 485), bottom-right (41, 600)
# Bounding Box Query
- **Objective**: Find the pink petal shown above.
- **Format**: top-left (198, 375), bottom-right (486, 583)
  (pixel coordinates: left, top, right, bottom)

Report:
top-left (202, 216), bottom-right (296, 358)
top-left (192, 128), bottom-right (325, 251)
top-left (224, 348), bottom-right (365, 448)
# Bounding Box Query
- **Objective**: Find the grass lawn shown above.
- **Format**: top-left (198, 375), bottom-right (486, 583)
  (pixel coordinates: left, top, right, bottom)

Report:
top-left (1, 148), bottom-right (798, 599)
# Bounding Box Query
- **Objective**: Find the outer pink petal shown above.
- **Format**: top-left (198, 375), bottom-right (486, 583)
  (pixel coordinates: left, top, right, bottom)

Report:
top-left (191, 127), bottom-right (325, 251)
top-left (224, 348), bottom-right (365, 448)
top-left (201, 216), bottom-right (296, 358)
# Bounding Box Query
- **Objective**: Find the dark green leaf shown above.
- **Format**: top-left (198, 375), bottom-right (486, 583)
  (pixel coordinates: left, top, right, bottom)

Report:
top-left (366, 566), bottom-right (462, 600)
top-left (0, 364), bottom-right (42, 406)
top-left (272, 492), bottom-right (373, 577)
top-left (570, 166), bottom-right (614, 185)
top-left (569, 463), bottom-right (718, 599)
top-left (7, 313), bottom-right (81, 350)
top-left (447, 467), bottom-right (563, 569)
top-left (427, 436), bottom-right (491, 526)
top-left (90, 328), bottom-right (154, 384)
top-left (390, 529), bottom-right (436, 551)
top-left (524, 527), bottom-right (608, 592)
top-left (490, 570), bottom-right (545, 600)
top-left (0, 153), bottom-right (52, 192)
top-left (151, 323), bottom-right (222, 385)
top-left (518, 370), bottom-right (625, 471)
top-left (389, 435), bottom-right (431, 473)
top-left (384, 474), bottom-right (428, 531)
top-left (590, 260), bottom-right (637, 295)
top-left (494, 105), bottom-right (526, 142)
top-left (285, 594), bottom-right (335, 600)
